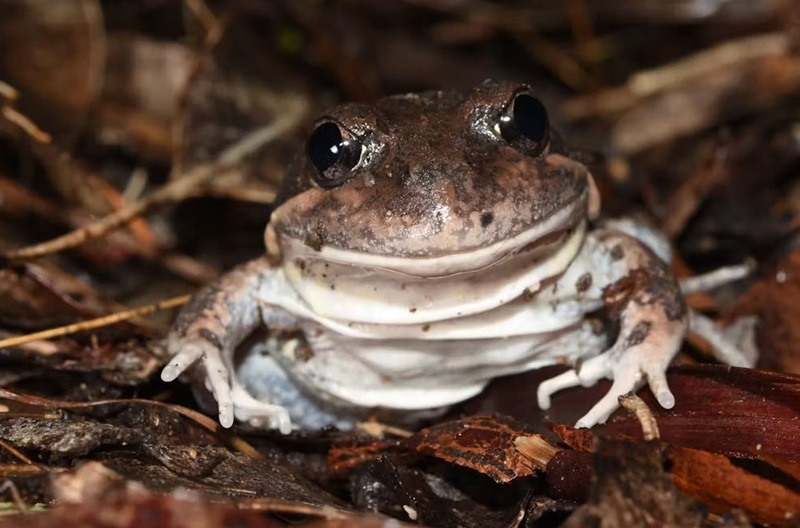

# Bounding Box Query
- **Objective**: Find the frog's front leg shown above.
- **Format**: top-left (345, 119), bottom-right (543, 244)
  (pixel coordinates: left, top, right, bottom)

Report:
top-left (161, 256), bottom-right (293, 433)
top-left (537, 229), bottom-right (688, 428)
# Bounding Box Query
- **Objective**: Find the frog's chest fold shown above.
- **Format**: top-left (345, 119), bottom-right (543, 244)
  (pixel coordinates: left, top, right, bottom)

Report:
top-left (276, 209), bottom-right (587, 327)
top-left (247, 228), bottom-right (620, 418)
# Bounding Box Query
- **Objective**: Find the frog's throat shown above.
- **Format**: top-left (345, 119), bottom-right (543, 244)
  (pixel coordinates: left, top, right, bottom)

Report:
top-left (272, 196), bottom-right (586, 278)
top-left (267, 219), bottom-right (585, 325)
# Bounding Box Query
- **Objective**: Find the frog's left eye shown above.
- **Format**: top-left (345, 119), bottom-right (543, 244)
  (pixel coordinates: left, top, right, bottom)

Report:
top-left (307, 121), bottom-right (363, 188)
top-left (497, 92), bottom-right (549, 156)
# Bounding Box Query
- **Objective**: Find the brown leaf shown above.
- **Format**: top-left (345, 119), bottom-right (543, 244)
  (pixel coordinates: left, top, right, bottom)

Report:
top-left (402, 414), bottom-right (539, 483)
top-left (550, 424), bottom-right (597, 452)
top-left (598, 365), bottom-right (800, 464)
top-left (2, 462), bottom-right (404, 527)
top-left (0, 417), bottom-right (143, 456)
top-left (670, 446), bottom-right (800, 527)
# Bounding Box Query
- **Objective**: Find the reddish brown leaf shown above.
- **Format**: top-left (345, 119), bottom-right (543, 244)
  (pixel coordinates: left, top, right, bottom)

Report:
top-left (598, 365), bottom-right (800, 464)
top-left (402, 414), bottom-right (539, 483)
top-left (551, 424), bottom-right (597, 452)
top-left (670, 446), bottom-right (800, 527)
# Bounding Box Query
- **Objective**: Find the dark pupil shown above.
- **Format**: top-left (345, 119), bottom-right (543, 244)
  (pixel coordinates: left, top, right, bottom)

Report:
top-left (308, 122), bottom-right (345, 173)
top-left (513, 94), bottom-right (547, 142)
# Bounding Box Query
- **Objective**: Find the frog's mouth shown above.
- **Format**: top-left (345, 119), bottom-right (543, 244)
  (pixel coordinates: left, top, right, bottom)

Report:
top-left (267, 202), bottom-right (587, 325)
top-left (272, 196), bottom-right (586, 279)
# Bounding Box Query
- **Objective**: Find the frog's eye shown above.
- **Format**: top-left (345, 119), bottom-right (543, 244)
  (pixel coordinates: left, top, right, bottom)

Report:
top-left (307, 121), bottom-right (362, 188)
top-left (497, 92), bottom-right (549, 156)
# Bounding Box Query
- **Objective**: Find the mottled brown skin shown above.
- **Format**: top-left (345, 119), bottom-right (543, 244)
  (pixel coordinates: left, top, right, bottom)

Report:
top-left (271, 80), bottom-right (588, 257)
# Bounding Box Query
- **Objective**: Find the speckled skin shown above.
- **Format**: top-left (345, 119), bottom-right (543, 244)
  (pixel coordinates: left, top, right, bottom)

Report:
top-left (273, 82), bottom-right (587, 257)
top-left (162, 80), bottom-right (688, 432)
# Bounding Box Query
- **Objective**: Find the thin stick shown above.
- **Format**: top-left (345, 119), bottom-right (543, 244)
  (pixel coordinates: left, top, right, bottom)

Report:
top-left (3, 106), bottom-right (304, 261)
top-left (1, 106), bottom-right (51, 143)
top-left (0, 295), bottom-right (190, 350)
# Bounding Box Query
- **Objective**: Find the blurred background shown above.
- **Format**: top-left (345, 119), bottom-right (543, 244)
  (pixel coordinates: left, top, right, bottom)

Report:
top-left (0, 2), bottom-right (800, 525)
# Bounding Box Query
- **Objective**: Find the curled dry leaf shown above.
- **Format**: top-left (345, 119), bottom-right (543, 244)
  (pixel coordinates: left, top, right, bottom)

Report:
top-left (98, 34), bottom-right (194, 161)
top-left (0, 262), bottom-right (122, 328)
top-left (402, 414), bottom-right (540, 483)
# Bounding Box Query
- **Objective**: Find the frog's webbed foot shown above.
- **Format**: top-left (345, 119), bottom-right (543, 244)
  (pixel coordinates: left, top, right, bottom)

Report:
top-left (537, 231), bottom-right (688, 428)
top-left (162, 337), bottom-right (293, 433)
top-left (161, 257), bottom-right (293, 432)
top-left (162, 338), bottom-right (236, 428)
top-left (537, 316), bottom-right (684, 428)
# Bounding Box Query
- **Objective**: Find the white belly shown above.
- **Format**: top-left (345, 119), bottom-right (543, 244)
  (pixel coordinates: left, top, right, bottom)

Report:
top-left (252, 219), bottom-right (610, 412)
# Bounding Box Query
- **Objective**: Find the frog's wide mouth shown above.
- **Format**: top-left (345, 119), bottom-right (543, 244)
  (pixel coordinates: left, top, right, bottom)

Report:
top-left (273, 197), bottom-right (586, 278)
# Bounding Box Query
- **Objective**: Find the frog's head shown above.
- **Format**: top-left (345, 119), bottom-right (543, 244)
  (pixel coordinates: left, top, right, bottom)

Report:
top-left (268, 80), bottom-right (598, 277)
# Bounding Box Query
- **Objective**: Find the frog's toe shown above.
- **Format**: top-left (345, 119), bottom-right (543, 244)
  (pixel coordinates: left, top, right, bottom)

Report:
top-left (575, 348), bottom-right (648, 427)
top-left (575, 363), bottom-right (643, 428)
top-left (574, 389), bottom-right (620, 428)
top-left (537, 369), bottom-right (581, 410)
top-left (161, 342), bottom-right (204, 381)
top-left (202, 350), bottom-right (234, 428)
top-left (643, 365), bottom-right (675, 409)
top-left (230, 384), bottom-right (293, 434)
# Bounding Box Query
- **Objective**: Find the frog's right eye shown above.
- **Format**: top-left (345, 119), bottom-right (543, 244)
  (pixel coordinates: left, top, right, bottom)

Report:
top-left (496, 91), bottom-right (550, 157)
top-left (307, 121), bottom-right (362, 188)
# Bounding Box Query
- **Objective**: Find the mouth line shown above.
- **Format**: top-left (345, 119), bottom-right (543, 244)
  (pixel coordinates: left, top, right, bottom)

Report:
top-left (279, 197), bottom-right (587, 278)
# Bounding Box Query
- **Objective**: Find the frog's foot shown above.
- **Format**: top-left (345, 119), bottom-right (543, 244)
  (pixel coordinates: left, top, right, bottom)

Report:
top-left (538, 241), bottom-right (687, 428)
top-left (162, 339), bottom-right (236, 429)
top-left (230, 382), bottom-right (293, 434)
top-left (162, 338), bottom-right (293, 433)
top-left (537, 333), bottom-right (678, 428)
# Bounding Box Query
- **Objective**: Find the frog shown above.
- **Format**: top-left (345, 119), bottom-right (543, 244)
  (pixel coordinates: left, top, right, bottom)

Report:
top-left (161, 80), bottom-right (740, 434)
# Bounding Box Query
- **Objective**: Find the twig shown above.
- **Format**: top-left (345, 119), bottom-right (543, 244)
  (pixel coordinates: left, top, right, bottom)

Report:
top-left (1, 106), bottom-right (51, 143)
top-left (563, 32), bottom-right (788, 121)
top-left (0, 81), bottom-right (18, 101)
top-left (619, 393), bottom-right (660, 441)
top-left (0, 440), bottom-right (33, 465)
top-left (183, 0), bottom-right (220, 36)
top-left (0, 295), bottom-right (190, 350)
top-left (660, 138), bottom-right (730, 239)
top-left (3, 105), bottom-right (304, 262)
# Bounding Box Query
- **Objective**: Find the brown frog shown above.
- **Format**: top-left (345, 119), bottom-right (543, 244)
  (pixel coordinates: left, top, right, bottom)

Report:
top-left (161, 80), bottom-right (750, 433)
